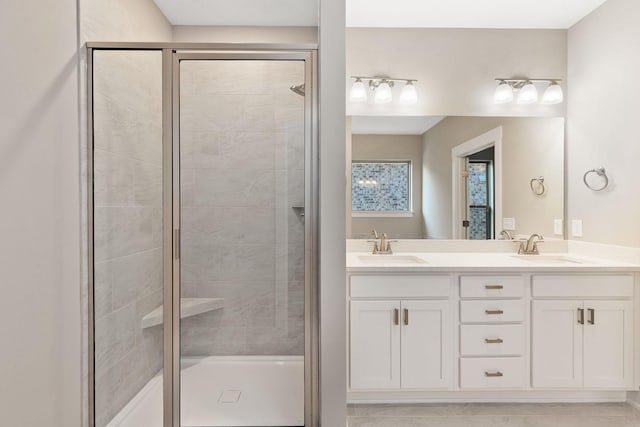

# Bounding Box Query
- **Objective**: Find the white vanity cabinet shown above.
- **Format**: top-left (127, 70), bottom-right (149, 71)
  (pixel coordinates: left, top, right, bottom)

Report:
top-left (349, 275), bottom-right (452, 390)
top-left (459, 275), bottom-right (527, 389)
top-left (531, 275), bottom-right (635, 389)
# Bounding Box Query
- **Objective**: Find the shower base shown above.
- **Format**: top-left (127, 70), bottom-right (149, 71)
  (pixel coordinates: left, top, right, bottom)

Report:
top-left (106, 355), bottom-right (304, 427)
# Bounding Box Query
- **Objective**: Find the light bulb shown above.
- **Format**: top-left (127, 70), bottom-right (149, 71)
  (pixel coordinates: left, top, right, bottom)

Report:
top-left (399, 81), bottom-right (417, 105)
top-left (517, 81), bottom-right (538, 104)
top-left (542, 81), bottom-right (564, 105)
top-left (374, 81), bottom-right (393, 104)
top-left (493, 81), bottom-right (514, 104)
top-left (349, 79), bottom-right (368, 103)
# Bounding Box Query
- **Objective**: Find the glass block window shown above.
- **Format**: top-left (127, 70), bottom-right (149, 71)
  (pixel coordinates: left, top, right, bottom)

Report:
top-left (352, 161), bottom-right (410, 212)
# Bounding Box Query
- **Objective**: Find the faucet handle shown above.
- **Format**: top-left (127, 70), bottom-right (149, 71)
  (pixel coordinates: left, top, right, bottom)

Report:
top-left (371, 229), bottom-right (379, 239)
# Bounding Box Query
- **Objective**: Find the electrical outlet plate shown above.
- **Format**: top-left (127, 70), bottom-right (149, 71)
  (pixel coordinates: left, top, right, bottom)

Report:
top-left (554, 219), bottom-right (563, 235)
top-left (502, 217), bottom-right (516, 230)
top-left (572, 220), bottom-right (583, 237)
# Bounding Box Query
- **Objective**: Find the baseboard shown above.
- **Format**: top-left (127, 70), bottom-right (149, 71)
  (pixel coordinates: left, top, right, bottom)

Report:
top-left (348, 390), bottom-right (628, 404)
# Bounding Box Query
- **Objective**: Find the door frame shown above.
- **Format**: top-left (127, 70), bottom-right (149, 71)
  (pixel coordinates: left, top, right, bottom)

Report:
top-left (87, 43), bottom-right (320, 427)
top-left (451, 126), bottom-right (502, 240)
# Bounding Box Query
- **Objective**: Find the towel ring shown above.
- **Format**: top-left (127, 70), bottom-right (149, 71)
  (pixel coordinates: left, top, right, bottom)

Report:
top-left (529, 176), bottom-right (545, 196)
top-left (583, 167), bottom-right (609, 191)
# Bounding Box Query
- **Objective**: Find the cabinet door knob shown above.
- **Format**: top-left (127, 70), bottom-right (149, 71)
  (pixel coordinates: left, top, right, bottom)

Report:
top-left (588, 308), bottom-right (595, 325)
top-left (403, 308), bottom-right (409, 326)
top-left (485, 371), bottom-right (504, 378)
top-left (485, 285), bottom-right (504, 290)
top-left (394, 308), bottom-right (399, 325)
top-left (578, 308), bottom-right (584, 325)
top-left (485, 309), bottom-right (504, 315)
top-left (485, 338), bottom-right (504, 344)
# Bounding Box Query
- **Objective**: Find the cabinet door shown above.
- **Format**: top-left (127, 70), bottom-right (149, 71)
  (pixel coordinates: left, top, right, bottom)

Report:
top-left (350, 300), bottom-right (400, 389)
top-left (583, 301), bottom-right (634, 388)
top-left (532, 300), bottom-right (583, 388)
top-left (400, 300), bottom-right (452, 389)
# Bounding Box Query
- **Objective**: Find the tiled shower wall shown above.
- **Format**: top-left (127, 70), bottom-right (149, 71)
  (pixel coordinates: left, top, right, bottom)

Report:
top-left (92, 51), bottom-right (164, 427)
top-left (179, 60), bottom-right (306, 356)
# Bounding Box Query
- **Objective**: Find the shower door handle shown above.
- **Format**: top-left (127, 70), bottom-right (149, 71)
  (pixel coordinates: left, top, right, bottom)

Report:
top-left (174, 229), bottom-right (180, 260)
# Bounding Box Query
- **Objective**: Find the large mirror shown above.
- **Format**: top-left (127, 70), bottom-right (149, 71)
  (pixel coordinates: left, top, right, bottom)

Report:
top-left (346, 115), bottom-right (565, 240)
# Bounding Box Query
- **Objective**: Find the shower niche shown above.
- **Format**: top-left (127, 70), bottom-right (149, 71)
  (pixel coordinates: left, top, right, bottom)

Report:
top-left (89, 46), bottom-right (317, 427)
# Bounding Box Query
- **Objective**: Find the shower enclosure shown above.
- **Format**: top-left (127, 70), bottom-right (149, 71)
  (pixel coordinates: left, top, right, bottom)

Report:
top-left (88, 44), bottom-right (318, 427)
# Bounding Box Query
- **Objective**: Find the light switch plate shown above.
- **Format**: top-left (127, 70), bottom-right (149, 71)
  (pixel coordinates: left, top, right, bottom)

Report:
top-left (572, 220), bottom-right (583, 237)
top-left (502, 217), bottom-right (516, 230)
top-left (554, 219), bottom-right (563, 235)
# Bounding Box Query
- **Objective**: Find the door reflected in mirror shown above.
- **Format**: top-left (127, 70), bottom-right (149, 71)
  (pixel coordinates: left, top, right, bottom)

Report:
top-left (346, 116), bottom-right (565, 240)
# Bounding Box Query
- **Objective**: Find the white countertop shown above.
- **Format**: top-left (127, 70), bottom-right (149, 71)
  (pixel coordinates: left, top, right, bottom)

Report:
top-left (346, 251), bottom-right (640, 273)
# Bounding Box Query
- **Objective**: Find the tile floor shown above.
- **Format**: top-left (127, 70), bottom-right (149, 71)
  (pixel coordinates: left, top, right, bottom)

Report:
top-left (347, 403), bottom-right (640, 427)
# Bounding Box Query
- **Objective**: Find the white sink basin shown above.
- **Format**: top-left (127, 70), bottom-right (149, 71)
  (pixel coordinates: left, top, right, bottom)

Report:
top-left (511, 255), bottom-right (585, 265)
top-left (358, 255), bottom-right (427, 265)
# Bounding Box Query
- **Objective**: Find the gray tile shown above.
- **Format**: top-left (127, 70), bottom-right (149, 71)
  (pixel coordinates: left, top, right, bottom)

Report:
top-left (94, 206), bottom-right (155, 262)
top-left (93, 149), bottom-right (134, 206)
top-left (94, 303), bottom-right (136, 377)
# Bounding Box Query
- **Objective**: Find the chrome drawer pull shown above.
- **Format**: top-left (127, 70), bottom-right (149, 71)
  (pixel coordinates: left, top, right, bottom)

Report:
top-left (485, 371), bottom-right (504, 378)
top-left (485, 285), bottom-right (504, 290)
top-left (403, 308), bottom-right (409, 326)
top-left (394, 308), bottom-right (399, 325)
top-left (588, 308), bottom-right (595, 325)
top-left (485, 338), bottom-right (504, 344)
top-left (485, 309), bottom-right (504, 315)
top-left (578, 308), bottom-right (584, 325)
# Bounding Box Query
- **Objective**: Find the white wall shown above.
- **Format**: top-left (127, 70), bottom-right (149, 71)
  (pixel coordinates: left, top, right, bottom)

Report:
top-left (346, 28), bottom-right (567, 117)
top-left (567, 0), bottom-right (640, 248)
top-left (350, 134), bottom-right (424, 238)
top-left (0, 1), bottom-right (81, 427)
top-left (319, 0), bottom-right (347, 426)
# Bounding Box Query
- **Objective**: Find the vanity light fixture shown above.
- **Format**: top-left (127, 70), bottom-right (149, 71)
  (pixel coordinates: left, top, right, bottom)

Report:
top-left (374, 80), bottom-right (393, 104)
top-left (399, 81), bottom-right (418, 105)
top-left (493, 80), bottom-right (514, 104)
top-left (349, 78), bottom-right (368, 103)
top-left (493, 78), bottom-right (563, 105)
top-left (541, 81), bottom-right (564, 105)
top-left (517, 81), bottom-right (538, 104)
top-left (350, 76), bottom-right (418, 105)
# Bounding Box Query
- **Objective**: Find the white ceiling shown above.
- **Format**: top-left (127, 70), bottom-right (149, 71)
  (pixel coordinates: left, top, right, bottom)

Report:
top-left (351, 116), bottom-right (445, 135)
top-left (153, 0), bottom-right (607, 28)
top-left (347, 0), bottom-right (608, 29)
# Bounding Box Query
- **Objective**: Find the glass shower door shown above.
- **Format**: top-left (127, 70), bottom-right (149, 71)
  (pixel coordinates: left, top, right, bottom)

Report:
top-left (177, 57), bottom-right (307, 426)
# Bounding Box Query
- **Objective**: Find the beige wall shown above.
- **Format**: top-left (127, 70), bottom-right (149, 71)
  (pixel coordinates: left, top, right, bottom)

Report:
top-left (173, 26), bottom-right (318, 43)
top-left (567, 0), bottom-right (640, 248)
top-left (81, 0), bottom-right (172, 42)
top-left (350, 134), bottom-right (424, 239)
top-left (346, 28), bottom-right (567, 117)
top-left (422, 117), bottom-right (564, 239)
top-left (0, 1), bottom-right (81, 427)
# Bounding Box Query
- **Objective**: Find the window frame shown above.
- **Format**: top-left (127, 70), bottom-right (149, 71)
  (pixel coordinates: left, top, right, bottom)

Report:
top-left (350, 160), bottom-right (413, 218)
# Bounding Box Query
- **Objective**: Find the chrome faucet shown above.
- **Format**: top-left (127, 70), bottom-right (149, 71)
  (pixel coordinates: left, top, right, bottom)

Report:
top-left (367, 230), bottom-right (380, 254)
top-left (518, 233), bottom-right (544, 255)
top-left (499, 230), bottom-right (514, 240)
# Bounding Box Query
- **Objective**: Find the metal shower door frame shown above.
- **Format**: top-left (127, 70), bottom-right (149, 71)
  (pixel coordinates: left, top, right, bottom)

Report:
top-left (87, 43), bottom-right (319, 427)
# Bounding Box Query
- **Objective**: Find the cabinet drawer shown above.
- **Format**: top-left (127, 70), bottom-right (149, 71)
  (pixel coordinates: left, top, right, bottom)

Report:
top-left (460, 276), bottom-right (525, 298)
top-left (532, 275), bottom-right (634, 298)
top-left (350, 275), bottom-right (450, 298)
top-left (460, 324), bottom-right (525, 356)
top-left (460, 357), bottom-right (526, 389)
top-left (460, 300), bottom-right (524, 323)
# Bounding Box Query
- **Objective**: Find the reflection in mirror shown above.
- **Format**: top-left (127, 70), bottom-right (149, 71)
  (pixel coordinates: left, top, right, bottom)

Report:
top-left (346, 116), bottom-right (565, 240)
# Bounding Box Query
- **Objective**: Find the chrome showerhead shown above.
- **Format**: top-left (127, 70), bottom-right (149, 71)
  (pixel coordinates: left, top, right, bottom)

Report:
top-left (289, 84), bottom-right (305, 96)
